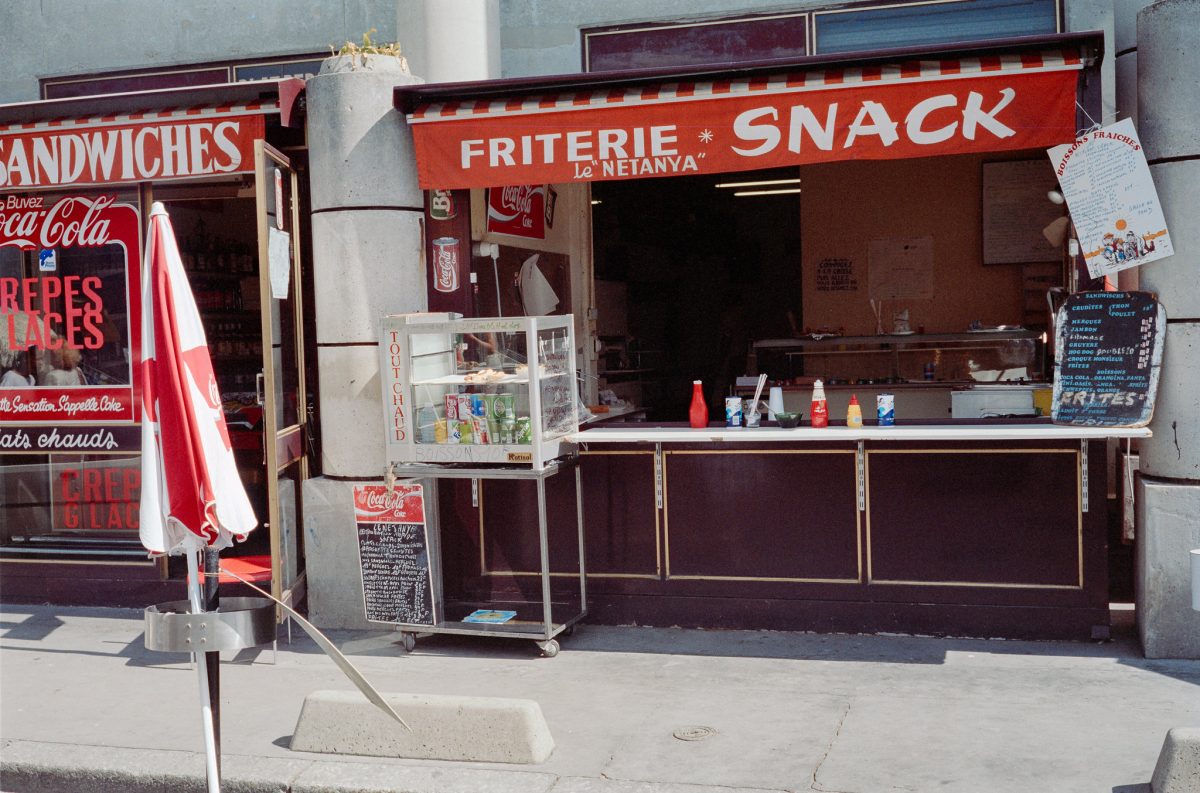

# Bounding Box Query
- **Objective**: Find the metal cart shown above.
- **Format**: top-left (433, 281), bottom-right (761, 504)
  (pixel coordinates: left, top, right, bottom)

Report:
top-left (390, 457), bottom-right (586, 657)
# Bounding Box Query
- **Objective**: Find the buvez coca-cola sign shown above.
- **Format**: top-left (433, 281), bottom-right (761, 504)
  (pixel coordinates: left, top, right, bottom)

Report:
top-left (486, 185), bottom-right (546, 239)
top-left (353, 483), bottom-right (426, 525)
top-left (0, 194), bottom-right (141, 426)
top-left (0, 113), bottom-right (264, 188)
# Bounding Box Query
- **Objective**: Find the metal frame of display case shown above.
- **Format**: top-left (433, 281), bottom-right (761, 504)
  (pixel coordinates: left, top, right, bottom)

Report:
top-left (388, 457), bottom-right (587, 657)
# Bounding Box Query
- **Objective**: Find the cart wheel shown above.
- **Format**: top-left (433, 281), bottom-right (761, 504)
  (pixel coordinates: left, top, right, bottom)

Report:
top-left (401, 633), bottom-right (416, 653)
top-left (537, 639), bottom-right (560, 658)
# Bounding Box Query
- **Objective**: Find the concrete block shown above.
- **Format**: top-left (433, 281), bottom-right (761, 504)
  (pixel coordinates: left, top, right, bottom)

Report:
top-left (1137, 0), bottom-right (1200, 159)
top-left (317, 345), bottom-right (386, 478)
top-left (1116, 0), bottom-right (1153, 54)
top-left (1115, 51), bottom-right (1137, 128)
top-left (312, 209), bottom-right (425, 345)
top-left (1152, 727), bottom-right (1200, 793)
top-left (305, 58), bottom-right (424, 212)
top-left (303, 475), bottom-right (440, 631)
top-left (1136, 477), bottom-right (1200, 658)
top-left (1141, 322), bottom-right (1200, 479)
top-left (1140, 162), bottom-right (1200, 319)
top-left (290, 690), bottom-right (555, 764)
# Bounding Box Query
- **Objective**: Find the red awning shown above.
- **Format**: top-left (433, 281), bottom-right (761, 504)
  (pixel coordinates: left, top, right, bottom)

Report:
top-left (0, 80), bottom-right (303, 189)
top-left (401, 37), bottom-right (1097, 190)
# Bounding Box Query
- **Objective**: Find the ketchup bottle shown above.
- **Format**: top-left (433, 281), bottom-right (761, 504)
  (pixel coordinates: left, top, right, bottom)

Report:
top-left (689, 380), bottom-right (708, 428)
top-left (810, 379), bottom-right (829, 428)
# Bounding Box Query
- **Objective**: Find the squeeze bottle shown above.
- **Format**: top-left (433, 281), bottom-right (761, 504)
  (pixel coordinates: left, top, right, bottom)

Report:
top-left (810, 379), bottom-right (829, 428)
top-left (689, 381), bottom-right (708, 428)
top-left (846, 394), bottom-right (863, 428)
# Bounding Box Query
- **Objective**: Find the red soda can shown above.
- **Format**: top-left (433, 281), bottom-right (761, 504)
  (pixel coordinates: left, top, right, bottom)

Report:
top-left (429, 189), bottom-right (457, 220)
top-left (431, 237), bottom-right (460, 293)
top-left (445, 393), bottom-right (459, 422)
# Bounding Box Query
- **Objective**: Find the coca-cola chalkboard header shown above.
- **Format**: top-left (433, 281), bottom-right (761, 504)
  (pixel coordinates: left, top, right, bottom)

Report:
top-left (1052, 291), bottom-right (1165, 427)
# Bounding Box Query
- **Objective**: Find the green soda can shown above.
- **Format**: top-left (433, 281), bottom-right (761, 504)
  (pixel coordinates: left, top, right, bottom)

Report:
top-left (515, 416), bottom-right (533, 444)
top-left (482, 394), bottom-right (500, 422)
top-left (498, 393), bottom-right (515, 420)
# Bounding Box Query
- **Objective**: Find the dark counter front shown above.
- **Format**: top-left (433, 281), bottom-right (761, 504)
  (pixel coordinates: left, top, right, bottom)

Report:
top-left (440, 437), bottom-right (1110, 640)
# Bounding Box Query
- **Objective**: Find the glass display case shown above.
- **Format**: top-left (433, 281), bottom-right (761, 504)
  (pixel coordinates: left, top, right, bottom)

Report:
top-left (751, 330), bottom-right (1044, 384)
top-left (380, 313), bottom-right (578, 469)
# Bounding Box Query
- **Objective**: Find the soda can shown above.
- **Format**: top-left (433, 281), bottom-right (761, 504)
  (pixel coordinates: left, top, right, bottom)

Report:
top-left (448, 419), bottom-right (464, 444)
top-left (457, 418), bottom-right (473, 444)
top-left (470, 415), bottom-right (490, 444)
top-left (434, 418), bottom-right (449, 444)
top-left (877, 393), bottom-right (895, 426)
top-left (923, 362), bottom-right (935, 381)
top-left (482, 394), bottom-right (501, 421)
top-left (516, 416), bottom-right (533, 444)
top-left (429, 189), bottom-right (457, 221)
top-left (498, 393), bottom-right (515, 420)
top-left (500, 418), bottom-right (516, 444)
top-left (456, 394), bottom-right (473, 421)
top-left (445, 393), bottom-right (459, 422)
top-left (470, 393), bottom-right (487, 417)
top-left (724, 396), bottom-right (743, 428)
top-left (431, 237), bottom-right (460, 293)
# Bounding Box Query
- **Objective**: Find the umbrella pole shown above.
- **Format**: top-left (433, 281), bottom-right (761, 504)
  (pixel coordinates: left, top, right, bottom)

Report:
top-left (203, 547), bottom-right (222, 778)
top-left (187, 550), bottom-right (222, 793)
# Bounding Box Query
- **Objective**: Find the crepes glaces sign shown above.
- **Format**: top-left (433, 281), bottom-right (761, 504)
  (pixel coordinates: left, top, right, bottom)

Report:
top-left (0, 194), bottom-right (141, 425)
top-left (1048, 119), bottom-right (1173, 279)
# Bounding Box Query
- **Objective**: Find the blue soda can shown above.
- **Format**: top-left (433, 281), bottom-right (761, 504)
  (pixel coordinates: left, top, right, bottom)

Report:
top-left (470, 393), bottom-right (487, 417)
top-left (877, 393), bottom-right (895, 426)
top-left (724, 396), bottom-right (743, 428)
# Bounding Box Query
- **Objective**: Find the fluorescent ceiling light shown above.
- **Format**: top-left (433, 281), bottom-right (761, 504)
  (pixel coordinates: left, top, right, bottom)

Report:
top-left (733, 188), bottom-right (802, 197)
top-left (715, 178), bottom-right (802, 189)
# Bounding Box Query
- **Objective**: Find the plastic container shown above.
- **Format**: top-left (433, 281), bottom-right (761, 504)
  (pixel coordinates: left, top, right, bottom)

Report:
top-left (846, 394), bottom-right (863, 428)
top-left (417, 403), bottom-right (437, 444)
top-left (810, 379), bottom-right (829, 428)
top-left (689, 380), bottom-right (708, 428)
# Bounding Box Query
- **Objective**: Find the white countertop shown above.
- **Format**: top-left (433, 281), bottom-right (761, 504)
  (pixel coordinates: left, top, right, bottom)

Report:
top-left (573, 424), bottom-right (1151, 443)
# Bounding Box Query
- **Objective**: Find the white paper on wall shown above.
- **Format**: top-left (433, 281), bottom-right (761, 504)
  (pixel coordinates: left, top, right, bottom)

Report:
top-left (1047, 119), bottom-right (1173, 279)
top-left (868, 236), bottom-right (933, 300)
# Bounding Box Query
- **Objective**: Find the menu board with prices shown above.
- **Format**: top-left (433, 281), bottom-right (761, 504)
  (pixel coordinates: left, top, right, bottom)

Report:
top-left (1052, 291), bottom-right (1165, 427)
top-left (353, 484), bottom-right (436, 627)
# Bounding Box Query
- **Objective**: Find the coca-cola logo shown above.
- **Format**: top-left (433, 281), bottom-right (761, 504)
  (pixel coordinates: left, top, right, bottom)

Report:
top-left (431, 237), bottom-right (459, 293)
top-left (355, 485), bottom-right (424, 523)
top-left (500, 185), bottom-right (534, 214)
top-left (0, 194), bottom-right (116, 249)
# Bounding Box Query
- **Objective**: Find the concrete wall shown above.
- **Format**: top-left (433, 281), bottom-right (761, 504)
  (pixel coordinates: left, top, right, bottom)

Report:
top-left (0, 1), bottom-right (401, 103)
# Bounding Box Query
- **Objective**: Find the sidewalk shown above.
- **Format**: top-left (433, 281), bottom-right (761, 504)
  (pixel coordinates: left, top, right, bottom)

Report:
top-left (2, 603), bottom-right (1198, 793)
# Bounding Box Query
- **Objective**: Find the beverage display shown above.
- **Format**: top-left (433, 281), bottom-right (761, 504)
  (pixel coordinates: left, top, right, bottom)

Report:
top-left (877, 393), bottom-right (895, 426)
top-left (379, 314), bottom-right (578, 469)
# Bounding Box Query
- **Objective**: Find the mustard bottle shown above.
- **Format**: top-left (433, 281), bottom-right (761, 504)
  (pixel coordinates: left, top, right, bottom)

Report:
top-left (846, 394), bottom-right (863, 428)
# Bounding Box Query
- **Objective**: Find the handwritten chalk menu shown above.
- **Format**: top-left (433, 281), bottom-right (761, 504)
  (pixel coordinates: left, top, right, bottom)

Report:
top-left (1048, 119), bottom-right (1173, 279)
top-left (1052, 291), bottom-right (1165, 427)
top-left (353, 484), bottom-right (436, 626)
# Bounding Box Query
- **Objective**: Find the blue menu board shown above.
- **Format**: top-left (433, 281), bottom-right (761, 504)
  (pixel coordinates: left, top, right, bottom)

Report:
top-left (1052, 291), bottom-right (1165, 427)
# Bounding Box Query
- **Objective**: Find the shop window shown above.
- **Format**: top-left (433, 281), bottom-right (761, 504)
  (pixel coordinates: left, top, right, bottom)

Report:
top-left (583, 12), bottom-right (808, 71)
top-left (813, 0), bottom-right (1059, 55)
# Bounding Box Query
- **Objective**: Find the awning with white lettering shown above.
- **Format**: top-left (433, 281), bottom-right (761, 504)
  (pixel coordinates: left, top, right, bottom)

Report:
top-left (0, 79), bottom-right (304, 189)
top-left (397, 34), bottom-right (1101, 190)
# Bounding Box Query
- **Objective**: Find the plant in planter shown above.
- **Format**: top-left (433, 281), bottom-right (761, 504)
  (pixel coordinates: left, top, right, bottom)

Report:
top-left (327, 28), bottom-right (409, 72)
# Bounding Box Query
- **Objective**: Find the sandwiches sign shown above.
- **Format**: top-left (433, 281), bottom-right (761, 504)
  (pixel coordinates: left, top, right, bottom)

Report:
top-left (0, 113), bottom-right (265, 188)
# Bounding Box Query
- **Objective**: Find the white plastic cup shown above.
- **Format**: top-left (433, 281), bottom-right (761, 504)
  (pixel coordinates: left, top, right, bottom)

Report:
top-left (768, 386), bottom-right (785, 421)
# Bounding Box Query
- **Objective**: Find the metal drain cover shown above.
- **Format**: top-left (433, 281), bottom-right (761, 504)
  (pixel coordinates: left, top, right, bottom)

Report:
top-left (673, 725), bottom-right (718, 741)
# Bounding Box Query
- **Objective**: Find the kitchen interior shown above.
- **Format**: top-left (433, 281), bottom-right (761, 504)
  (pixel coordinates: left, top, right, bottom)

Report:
top-left (589, 151), bottom-right (1066, 423)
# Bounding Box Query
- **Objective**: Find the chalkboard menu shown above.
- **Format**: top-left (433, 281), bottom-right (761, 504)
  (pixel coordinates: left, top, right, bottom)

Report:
top-left (1052, 291), bottom-right (1165, 427)
top-left (353, 484), bottom-right (436, 626)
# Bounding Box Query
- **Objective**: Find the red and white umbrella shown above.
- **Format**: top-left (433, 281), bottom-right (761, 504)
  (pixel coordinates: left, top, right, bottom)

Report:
top-left (140, 203), bottom-right (256, 555)
top-left (139, 201), bottom-right (256, 793)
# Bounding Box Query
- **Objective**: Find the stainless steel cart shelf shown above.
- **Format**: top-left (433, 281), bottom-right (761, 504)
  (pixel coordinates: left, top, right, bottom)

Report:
top-left (388, 457), bottom-right (586, 658)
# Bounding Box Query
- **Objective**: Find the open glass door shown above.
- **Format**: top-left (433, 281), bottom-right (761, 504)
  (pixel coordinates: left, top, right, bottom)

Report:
top-left (254, 141), bottom-right (307, 611)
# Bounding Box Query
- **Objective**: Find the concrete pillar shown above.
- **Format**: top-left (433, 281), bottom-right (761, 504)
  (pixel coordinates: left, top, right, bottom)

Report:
top-left (1113, 0), bottom-right (1153, 291)
top-left (306, 54), bottom-right (425, 478)
top-left (421, 0), bottom-right (501, 82)
top-left (1135, 0), bottom-right (1200, 658)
